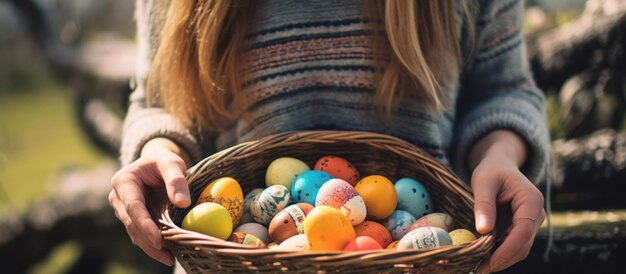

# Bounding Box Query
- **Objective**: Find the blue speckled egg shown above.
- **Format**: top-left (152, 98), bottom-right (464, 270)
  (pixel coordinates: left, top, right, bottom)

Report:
top-left (250, 185), bottom-right (291, 225)
top-left (291, 170), bottom-right (333, 205)
top-left (394, 177), bottom-right (434, 218)
top-left (397, 226), bottom-right (452, 250)
top-left (383, 210), bottom-right (416, 240)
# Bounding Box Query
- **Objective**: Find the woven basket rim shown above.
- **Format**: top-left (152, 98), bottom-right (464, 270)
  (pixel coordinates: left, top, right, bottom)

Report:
top-left (159, 130), bottom-right (494, 273)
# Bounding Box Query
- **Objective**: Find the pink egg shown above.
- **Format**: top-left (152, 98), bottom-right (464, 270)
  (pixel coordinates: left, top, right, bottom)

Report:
top-left (315, 179), bottom-right (366, 225)
top-left (344, 236), bottom-right (383, 251)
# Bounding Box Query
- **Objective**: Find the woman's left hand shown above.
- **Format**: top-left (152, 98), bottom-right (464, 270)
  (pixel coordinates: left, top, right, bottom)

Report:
top-left (468, 130), bottom-right (546, 273)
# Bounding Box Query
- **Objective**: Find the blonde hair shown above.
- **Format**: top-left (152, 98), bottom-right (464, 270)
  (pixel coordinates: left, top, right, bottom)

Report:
top-left (148, 0), bottom-right (472, 133)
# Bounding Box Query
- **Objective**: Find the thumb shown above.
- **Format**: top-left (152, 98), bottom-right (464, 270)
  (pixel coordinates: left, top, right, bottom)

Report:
top-left (157, 157), bottom-right (191, 208)
top-left (471, 166), bottom-right (499, 235)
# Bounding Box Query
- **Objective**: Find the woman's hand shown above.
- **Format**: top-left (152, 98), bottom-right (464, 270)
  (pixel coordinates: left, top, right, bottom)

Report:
top-left (468, 130), bottom-right (546, 273)
top-left (108, 138), bottom-right (193, 266)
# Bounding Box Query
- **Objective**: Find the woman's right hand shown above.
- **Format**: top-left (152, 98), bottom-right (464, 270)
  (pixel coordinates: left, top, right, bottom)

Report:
top-left (109, 138), bottom-right (193, 266)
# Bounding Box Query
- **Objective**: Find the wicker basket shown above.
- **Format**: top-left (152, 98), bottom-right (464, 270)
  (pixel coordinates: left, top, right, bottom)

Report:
top-left (159, 131), bottom-right (494, 273)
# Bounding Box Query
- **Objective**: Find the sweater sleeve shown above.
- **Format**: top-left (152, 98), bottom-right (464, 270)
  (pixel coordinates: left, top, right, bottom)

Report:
top-left (120, 0), bottom-right (203, 166)
top-left (452, 0), bottom-right (550, 185)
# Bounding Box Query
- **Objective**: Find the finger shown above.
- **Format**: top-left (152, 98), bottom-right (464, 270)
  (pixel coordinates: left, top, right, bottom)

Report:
top-left (471, 167), bottom-right (499, 234)
top-left (485, 217), bottom-right (536, 272)
top-left (156, 158), bottom-right (191, 208)
top-left (110, 190), bottom-right (174, 265)
top-left (126, 222), bottom-right (175, 266)
top-left (483, 190), bottom-right (543, 272)
top-left (113, 173), bottom-right (162, 250)
top-left (139, 240), bottom-right (175, 266)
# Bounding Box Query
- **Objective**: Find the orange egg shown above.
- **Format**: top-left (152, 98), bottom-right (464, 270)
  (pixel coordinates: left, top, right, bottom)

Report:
top-left (314, 156), bottom-right (360, 186)
top-left (304, 206), bottom-right (355, 251)
top-left (354, 221), bottom-right (393, 247)
top-left (344, 236), bottom-right (382, 251)
top-left (354, 175), bottom-right (397, 220)
top-left (197, 177), bottom-right (244, 226)
top-left (268, 203), bottom-right (314, 243)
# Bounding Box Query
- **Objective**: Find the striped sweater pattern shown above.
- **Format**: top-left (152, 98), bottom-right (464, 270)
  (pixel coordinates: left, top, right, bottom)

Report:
top-left (123, 0), bottom-right (550, 185)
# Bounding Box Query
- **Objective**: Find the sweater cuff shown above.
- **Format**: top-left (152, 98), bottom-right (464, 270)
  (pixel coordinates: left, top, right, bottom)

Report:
top-left (453, 99), bottom-right (550, 186)
top-left (120, 108), bottom-right (204, 166)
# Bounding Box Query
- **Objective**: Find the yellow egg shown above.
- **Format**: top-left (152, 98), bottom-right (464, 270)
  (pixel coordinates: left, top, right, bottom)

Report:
top-left (197, 177), bottom-right (244, 226)
top-left (449, 229), bottom-right (477, 245)
top-left (354, 175), bottom-right (397, 220)
top-left (304, 206), bottom-right (355, 251)
top-left (386, 240), bottom-right (399, 250)
top-left (182, 203), bottom-right (233, 240)
top-left (265, 157), bottom-right (310, 191)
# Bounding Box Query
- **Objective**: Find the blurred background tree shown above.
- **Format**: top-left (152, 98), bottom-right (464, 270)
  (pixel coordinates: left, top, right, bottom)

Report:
top-left (0, 0), bottom-right (625, 273)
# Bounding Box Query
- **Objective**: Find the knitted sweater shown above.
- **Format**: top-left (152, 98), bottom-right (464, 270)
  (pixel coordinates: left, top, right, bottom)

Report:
top-left (123, 0), bottom-right (550, 184)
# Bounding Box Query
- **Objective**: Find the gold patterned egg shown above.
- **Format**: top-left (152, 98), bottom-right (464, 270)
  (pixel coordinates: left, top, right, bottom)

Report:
top-left (197, 177), bottom-right (244, 227)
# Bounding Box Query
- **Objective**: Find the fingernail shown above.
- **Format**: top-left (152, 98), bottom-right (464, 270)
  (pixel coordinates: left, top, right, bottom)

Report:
top-left (477, 214), bottom-right (490, 231)
top-left (166, 256), bottom-right (175, 267)
top-left (174, 191), bottom-right (190, 206)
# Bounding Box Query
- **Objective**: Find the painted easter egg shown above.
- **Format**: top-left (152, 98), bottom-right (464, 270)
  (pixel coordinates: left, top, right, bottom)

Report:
top-left (354, 175), bottom-right (397, 220)
top-left (277, 234), bottom-right (310, 251)
top-left (250, 185), bottom-right (291, 225)
top-left (304, 206), bottom-right (355, 251)
top-left (265, 157), bottom-right (310, 191)
top-left (397, 226), bottom-right (452, 251)
top-left (315, 179), bottom-right (366, 225)
top-left (354, 220), bottom-right (393, 248)
top-left (408, 212), bottom-right (455, 233)
top-left (383, 210), bottom-right (416, 240)
top-left (239, 188), bottom-right (263, 224)
top-left (343, 236), bottom-right (382, 251)
top-left (314, 156), bottom-right (360, 186)
top-left (182, 202), bottom-right (232, 240)
top-left (386, 240), bottom-right (399, 250)
top-left (268, 203), bottom-right (314, 243)
top-left (449, 229), bottom-right (477, 245)
top-left (394, 177), bottom-right (434, 218)
top-left (227, 232), bottom-right (266, 248)
top-left (234, 223), bottom-right (271, 244)
top-left (267, 242), bottom-right (279, 250)
top-left (244, 188), bottom-right (263, 211)
top-left (197, 177), bottom-right (244, 226)
top-left (291, 170), bottom-right (333, 205)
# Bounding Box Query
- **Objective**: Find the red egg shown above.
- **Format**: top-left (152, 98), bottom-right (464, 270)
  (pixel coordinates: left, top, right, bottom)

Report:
top-left (268, 203), bottom-right (314, 243)
top-left (314, 156), bottom-right (360, 186)
top-left (354, 220), bottom-right (393, 247)
top-left (344, 236), bottom-right (382, 251)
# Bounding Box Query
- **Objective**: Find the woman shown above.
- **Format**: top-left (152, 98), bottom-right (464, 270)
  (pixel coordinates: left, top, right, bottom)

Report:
top-left (109, 0), bottom-right (549, 273)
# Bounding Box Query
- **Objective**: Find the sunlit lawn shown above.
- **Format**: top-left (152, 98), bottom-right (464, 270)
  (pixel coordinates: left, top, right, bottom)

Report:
top-left (0, 85), bottom-right (105, 212)
top-left (0, 83), bottom-right (141, 274)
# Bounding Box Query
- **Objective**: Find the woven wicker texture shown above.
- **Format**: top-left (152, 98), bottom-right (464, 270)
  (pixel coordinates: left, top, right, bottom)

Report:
top-left (160, 131), bottom-right (494, 273)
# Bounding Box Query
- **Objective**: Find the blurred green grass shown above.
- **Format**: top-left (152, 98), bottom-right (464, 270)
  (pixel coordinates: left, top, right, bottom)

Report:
top-left (0, 85), bottom-right (106, 212)
top-left (0, 83), bottom-right (143, 273)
